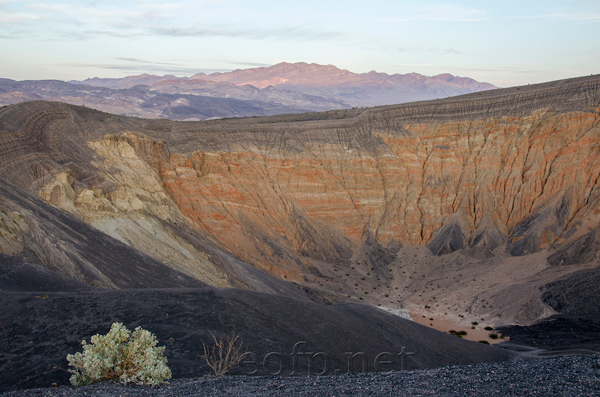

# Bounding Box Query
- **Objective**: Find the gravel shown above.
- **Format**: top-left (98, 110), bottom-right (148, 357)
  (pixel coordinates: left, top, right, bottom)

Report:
top-left (3, 355), bottom-right (599, 396)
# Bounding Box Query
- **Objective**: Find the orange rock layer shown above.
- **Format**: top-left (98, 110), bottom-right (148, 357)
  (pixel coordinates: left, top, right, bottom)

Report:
top-left (154, 108), bottom-right (600, 276)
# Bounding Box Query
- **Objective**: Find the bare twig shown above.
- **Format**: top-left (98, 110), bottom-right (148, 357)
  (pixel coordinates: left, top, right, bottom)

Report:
top-left (201, 331), bottom-right (245, 376)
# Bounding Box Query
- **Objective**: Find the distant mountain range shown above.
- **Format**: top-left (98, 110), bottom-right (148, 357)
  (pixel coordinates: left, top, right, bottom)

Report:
top-left (0, 62), bottom-right (497, 120)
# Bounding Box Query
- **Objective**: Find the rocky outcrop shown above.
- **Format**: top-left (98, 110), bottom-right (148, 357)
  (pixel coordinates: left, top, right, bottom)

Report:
top-left (149, 77), bottom-right (600, 266)
top-left (546, 227), bottom-right (600, 267)
top-left (0, 178), bottom-right (203, 289)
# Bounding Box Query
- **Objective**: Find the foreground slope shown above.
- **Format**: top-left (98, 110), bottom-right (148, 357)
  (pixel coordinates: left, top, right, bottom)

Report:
top-left (6, 356), bottom-right (599, 396)
top-left (0, 287), bottom-right (514, 391)
top-left (0, 75), bottom-right (599, 328)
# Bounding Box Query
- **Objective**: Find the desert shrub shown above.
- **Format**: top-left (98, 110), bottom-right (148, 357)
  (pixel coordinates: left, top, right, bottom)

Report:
top-left (202, 331), bottom-right (245, 376)
top-left (484, 326), bottom-right (494, 331)
top-left (478, 340), bottom-right (490, 345)
top-left (489, 332), bottom-right (499, 339)
top-left (448, 330), bottom-right (468, 338)
top-left (66, 322), bottom-right (171, 386)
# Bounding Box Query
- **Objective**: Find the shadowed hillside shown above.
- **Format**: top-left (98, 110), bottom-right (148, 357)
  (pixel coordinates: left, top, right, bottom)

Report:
top-left (0, 288), bottom-right (514, 391)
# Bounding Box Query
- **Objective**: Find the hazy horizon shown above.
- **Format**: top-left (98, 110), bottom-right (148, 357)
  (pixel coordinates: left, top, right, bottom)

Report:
top-left (1, 0), bottom-right (599, 87)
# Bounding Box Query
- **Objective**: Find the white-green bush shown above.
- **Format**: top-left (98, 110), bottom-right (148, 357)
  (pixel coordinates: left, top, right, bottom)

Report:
top-left (66, 322), bottom-right (171, 386)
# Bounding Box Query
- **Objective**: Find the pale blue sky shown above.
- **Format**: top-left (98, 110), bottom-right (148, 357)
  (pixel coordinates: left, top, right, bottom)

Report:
top-left (1, 0), bottom-right (598, 86)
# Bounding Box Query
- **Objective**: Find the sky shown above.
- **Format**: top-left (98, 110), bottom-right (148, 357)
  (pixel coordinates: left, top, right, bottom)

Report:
top-left (1, 0), bottom-right (598, 87)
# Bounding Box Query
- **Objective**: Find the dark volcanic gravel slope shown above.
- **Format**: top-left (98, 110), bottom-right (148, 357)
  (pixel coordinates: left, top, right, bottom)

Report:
top-left (3, 355), bottom-right (599, 396)
top-left (498, 314), bottom-right (600, 352)
top-left (0, 288), bottom-right (513, 392)
top-left (542, 266), bottom-right (600, 315)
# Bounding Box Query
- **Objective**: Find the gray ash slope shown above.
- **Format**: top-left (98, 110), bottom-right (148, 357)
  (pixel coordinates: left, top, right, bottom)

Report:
top-left (0, 288), bottom-right (513, 392)
top-left (4, 355), bottom-right (599, 396)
